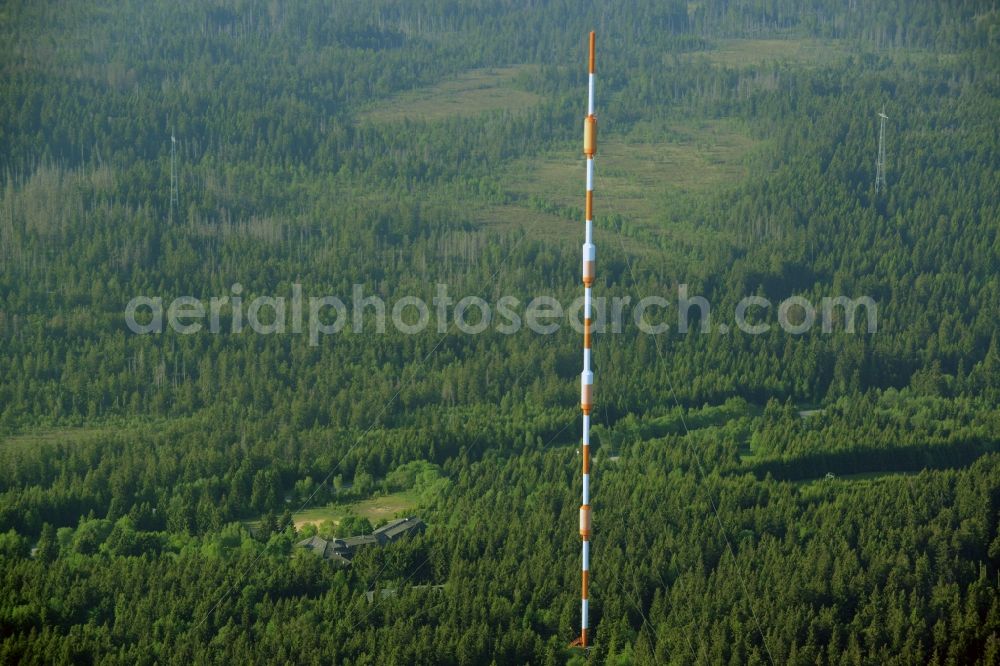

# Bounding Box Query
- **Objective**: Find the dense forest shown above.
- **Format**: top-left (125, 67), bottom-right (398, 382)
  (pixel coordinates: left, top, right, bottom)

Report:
top-left (0, 0), bottom-right (998, 663)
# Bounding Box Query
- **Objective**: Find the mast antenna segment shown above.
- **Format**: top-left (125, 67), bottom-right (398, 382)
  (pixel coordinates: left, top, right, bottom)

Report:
top-left (572, 30), bottom-right (597, 651)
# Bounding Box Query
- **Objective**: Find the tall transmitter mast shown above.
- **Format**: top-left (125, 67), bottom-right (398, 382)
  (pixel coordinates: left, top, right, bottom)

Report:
top-left (575, 30), bottom-right (597, 650)
top-left (875, 106), bottom-right (888, 195)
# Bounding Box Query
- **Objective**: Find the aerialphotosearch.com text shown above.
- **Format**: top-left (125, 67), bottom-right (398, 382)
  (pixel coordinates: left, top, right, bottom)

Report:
top-left (125, 283), bottom-right (877, 346)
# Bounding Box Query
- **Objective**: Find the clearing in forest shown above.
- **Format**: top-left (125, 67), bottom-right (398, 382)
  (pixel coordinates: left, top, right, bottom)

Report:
top-left (698, 38), bottom-right (956, 69)
top-left (359, 65), bottom-right (542, 123)
top-left (290, 489), bottom-right (423, 530)
top-left (698, 38), bottom-right (853, 67)
top-left (0, 425), bottom-right (113, 452)
top-left (503, 119), bottom-right (757, 214)
top-left (473, 118), bottom-right (760, 252)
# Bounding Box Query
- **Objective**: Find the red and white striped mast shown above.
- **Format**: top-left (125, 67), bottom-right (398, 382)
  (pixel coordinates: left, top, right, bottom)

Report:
top-left (577, 30), bottom-right (597, 650)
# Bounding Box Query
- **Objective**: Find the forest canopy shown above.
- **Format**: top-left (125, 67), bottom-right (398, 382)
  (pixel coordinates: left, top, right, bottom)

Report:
top-left (0, 0), bottom-right (998, 663)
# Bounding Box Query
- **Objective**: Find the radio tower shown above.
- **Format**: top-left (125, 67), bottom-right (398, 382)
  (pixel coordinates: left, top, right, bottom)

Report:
top-left (875, 106), bottom-right (888, 195)
top-left (573, 30), bottom-right (597, 650)
top-left (169, 133), bottom-right (179, 222)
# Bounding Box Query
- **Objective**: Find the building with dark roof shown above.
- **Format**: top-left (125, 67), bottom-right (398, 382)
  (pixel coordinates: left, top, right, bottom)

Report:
top-left (373, 517), bottom-right (425, 544)
top-left (295, 517), bottom-right (424, 565)
top-left (295, 535), bottom-right (351, 566)
top-left (341, 534), bottom-right (378, 550)
top-left (365, 584), bottom-right (443, 604)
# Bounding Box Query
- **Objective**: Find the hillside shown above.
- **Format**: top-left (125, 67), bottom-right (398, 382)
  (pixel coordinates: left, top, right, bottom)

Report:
top-left (1, 1), bottom-right (999, 663)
